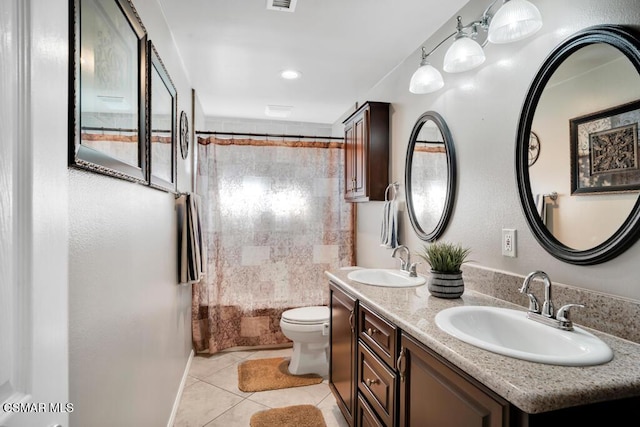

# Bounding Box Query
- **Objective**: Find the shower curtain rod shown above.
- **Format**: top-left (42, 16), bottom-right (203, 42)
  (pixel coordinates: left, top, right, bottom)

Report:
top-left (81, 126), bottom-right (170, 133)
top-left (196, 130), bottom-right (344, 141)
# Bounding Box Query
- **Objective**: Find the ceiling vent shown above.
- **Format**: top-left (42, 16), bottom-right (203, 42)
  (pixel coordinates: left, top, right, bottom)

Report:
top-left (266, 0), bottom-right (297, 12)
top-left (265, 105), bottom-right (293, 118)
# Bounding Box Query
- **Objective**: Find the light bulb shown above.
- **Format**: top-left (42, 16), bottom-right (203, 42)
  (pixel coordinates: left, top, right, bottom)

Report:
top-left (488, 0), bottom-right (543, 44)
top-left (409, 62), bottom-right (444, 94)
top-left (443, 36), bottom-right (486, 73)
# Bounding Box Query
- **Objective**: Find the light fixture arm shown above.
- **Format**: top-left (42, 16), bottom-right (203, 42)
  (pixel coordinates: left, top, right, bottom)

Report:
top-left (420, 31), bottom-right (457, 61)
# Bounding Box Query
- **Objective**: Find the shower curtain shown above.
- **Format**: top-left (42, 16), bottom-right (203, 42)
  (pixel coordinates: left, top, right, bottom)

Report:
top-left (193, 136), bottom-right (354, 353)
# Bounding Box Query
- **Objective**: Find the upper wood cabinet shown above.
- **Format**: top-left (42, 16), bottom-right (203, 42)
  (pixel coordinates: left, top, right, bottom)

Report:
top-left (343, 102), bottom-right (390, 202)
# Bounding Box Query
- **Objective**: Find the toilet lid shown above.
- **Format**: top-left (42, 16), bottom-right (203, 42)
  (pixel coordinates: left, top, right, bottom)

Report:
top-left (282, 306), bottom-right (329, 324)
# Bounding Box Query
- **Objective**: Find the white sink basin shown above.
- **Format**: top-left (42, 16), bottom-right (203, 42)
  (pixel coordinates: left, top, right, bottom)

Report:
top-left (347, 268), bottom-right (426, 288)
top-left (435, 306), bottom-right (613, 366)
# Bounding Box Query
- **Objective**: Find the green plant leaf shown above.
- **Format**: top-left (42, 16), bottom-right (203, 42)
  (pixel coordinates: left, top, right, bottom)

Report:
top-left (415, 241), bottom-right (471, 273)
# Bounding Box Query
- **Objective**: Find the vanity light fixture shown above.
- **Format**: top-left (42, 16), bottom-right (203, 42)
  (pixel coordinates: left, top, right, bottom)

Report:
top-left (409, 47), bottom-right (445, 94)
top-left (443, 17), bottom-right (486, 73)
top-left (488, 0), bottom-right (543, 44)
top-left (409, 0), bottom-right (542, 94)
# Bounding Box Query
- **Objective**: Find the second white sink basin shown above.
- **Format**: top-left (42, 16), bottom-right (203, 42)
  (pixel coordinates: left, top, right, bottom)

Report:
top-left (435, 306), bottom-right (613, 366)
top-left (347, 268), bottom-right (426, 288)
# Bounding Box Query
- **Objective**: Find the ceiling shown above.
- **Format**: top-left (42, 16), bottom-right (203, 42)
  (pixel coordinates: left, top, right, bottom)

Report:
top-left (157, 0), bottom-right (469, 124)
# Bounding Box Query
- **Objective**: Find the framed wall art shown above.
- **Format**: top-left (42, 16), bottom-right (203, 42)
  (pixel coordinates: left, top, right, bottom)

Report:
top-left (69, 0), bottom-right (148, 183)
top-left (570, 99), bottom-right (640, 194)
top-left (148, 41), bottom-right (177, 191)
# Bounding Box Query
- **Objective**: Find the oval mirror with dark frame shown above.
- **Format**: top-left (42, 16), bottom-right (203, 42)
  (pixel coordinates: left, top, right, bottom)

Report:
top-left (516, 25), bottom-right (640, 265)
top-left (405, 111), bottom-right (457, 241)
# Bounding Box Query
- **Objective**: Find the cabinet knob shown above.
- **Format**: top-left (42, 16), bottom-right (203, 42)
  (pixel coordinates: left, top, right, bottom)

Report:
top-left (365, 378), bottom-right (379, 387)
top-left (367, 327), bottom-right (378, 336)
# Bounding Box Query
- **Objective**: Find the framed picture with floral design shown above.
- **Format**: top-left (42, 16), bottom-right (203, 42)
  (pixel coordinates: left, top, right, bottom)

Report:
top-left (570, 99), bottom-right (640, 194)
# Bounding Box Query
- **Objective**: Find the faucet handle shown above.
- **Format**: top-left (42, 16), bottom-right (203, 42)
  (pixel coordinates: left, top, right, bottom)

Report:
top-left (556, 303), bottom-right (584, 330)
top-left (556, 303), bottom-right (584, 322)
top-left (408, 262), bottom-right (418, 277)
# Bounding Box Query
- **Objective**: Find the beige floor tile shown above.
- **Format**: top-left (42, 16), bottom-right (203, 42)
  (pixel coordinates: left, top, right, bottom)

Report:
top-left (247, 381), bottom-right (331, 408)
top-left (200, 359), bottom-right (253, 398)
top-left (176, 348), bottom-right (349, 427)
top-left (203, 398), bottom-right (269, 427)
top-left (317, 392), bottom-right (350, 427)
top-left (184, 375), bottom-right (199, 388)
top-left (189, 352), bottom-right (244, 380)
top-left (173, 380), bottom-right (244, 427)
top-left (245, 347), bottom-right (293, 360)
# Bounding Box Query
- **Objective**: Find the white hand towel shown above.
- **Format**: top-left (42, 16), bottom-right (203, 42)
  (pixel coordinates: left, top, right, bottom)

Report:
top-left (534, 194), bottom-right (547, 226)
top-left (380, 199), bottom-right (399, 248)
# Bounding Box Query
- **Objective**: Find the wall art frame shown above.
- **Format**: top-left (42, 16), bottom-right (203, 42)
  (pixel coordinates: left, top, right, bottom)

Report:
top-left (180, 110), bottom-right (189, 160)
top-left (148, 41), bottom-right (177, 191)
top-left (570, 99), bottom-right (640, 195)
top-left (69, 0), bottom-right (149, 183)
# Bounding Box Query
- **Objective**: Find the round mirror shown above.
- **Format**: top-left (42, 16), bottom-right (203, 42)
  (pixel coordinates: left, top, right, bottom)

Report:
top-left (405, 111), bottom-right (456, 241)
top-left (516, 25), bottom-right (640, 264)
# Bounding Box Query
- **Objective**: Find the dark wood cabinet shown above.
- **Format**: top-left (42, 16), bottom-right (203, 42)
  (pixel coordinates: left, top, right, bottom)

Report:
top-left (329, 280), bottom-right (640, 427)
top-left (330, 283), bottom-right (358, 426)
top-left (397, 333), bottom-right (509, 427)
top-left (357, 342), bottom-right (397, 427)
top-left (357, 394), bottom-right (385, 427)
top-left (343, 101), bottom-right (389, 202)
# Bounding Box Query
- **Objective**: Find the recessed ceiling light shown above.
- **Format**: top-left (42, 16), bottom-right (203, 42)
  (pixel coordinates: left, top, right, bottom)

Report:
top-left (280, 69), bottom-right (302, 80)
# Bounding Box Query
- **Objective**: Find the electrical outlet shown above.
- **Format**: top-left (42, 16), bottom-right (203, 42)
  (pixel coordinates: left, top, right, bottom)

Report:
top-left (502, 229), bottom-right (517, 257)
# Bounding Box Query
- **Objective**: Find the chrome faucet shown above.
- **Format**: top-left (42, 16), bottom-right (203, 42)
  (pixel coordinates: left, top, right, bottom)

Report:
top-left (519, 270), bottom-right (584, 331)
top-left (391, 245), bottom-right (418, 277)
top-left (520, 270), bottom-right (554, 317)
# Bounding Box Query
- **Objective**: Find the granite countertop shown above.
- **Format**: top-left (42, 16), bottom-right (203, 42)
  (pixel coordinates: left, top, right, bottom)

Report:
top-left (326, 268), bottom-right (640, 414)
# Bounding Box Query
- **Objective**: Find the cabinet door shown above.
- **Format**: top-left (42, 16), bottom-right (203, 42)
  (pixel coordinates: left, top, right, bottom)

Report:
top-left (345, 122), bottom-right (356, 197)
top-left (398, 333), bottom-right (508, 427)
top-left (353, 110), bottom-right (368, 199)
top-left (330, 284), bottom-right (358, 426)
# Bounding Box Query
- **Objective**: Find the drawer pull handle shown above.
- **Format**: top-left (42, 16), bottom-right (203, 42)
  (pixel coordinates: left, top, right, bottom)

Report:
top-left (397, 348), bottom-right (406, 383)
top-left (367, 327), bottom-right (378, 336)
top-left (365, 378), bottom-right (379, 387)
top-left (348, 310), bottom-right (354, 331)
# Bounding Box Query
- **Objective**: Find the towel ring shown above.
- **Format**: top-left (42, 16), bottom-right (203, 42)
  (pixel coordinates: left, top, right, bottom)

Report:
top-left (385, 182), bottom-right (400, 201)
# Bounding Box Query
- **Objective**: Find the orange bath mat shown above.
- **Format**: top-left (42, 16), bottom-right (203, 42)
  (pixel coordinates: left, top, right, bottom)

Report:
top-left (237, 357), bottom-right (323, 392)
top-left (250, 404), bottom-right (327, 427)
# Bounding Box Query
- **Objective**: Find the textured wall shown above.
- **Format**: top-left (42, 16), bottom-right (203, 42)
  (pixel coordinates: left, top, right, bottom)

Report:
top-left (338, 0), bottom-right (640, 301)
top-left (68, 0), bottom-right (195, 426)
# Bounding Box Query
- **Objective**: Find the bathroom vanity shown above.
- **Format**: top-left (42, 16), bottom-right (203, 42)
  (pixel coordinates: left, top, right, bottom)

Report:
top-left (327, 269), bottom-right (640, 426)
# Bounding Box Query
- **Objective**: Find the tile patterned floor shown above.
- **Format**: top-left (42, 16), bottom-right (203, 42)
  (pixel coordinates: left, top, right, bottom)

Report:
top-left (173, 347), bottom-right (350, 427)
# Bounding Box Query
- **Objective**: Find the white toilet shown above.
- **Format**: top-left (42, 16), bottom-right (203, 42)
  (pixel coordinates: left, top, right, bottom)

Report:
top-left (280, 306), bottom-right (330, 376)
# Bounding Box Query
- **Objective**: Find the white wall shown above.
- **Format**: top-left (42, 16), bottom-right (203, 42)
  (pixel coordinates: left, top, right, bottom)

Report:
top-left (68, 1), bottom-right (193, 425)
top-left (340, 0), bottom-right (640, 301)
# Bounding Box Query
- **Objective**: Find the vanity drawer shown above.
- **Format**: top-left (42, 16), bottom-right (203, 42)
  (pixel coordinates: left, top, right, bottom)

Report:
top-left (357, 393), bottom-right (385, 427)
top-left (358, 342), bottom-right (397, 427)
top-left (359, 303), bottom-right (397, 367)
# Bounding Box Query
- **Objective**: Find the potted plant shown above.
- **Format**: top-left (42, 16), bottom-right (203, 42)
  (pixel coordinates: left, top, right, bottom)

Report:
top-left (417, 241), bottom-right (471, 298)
